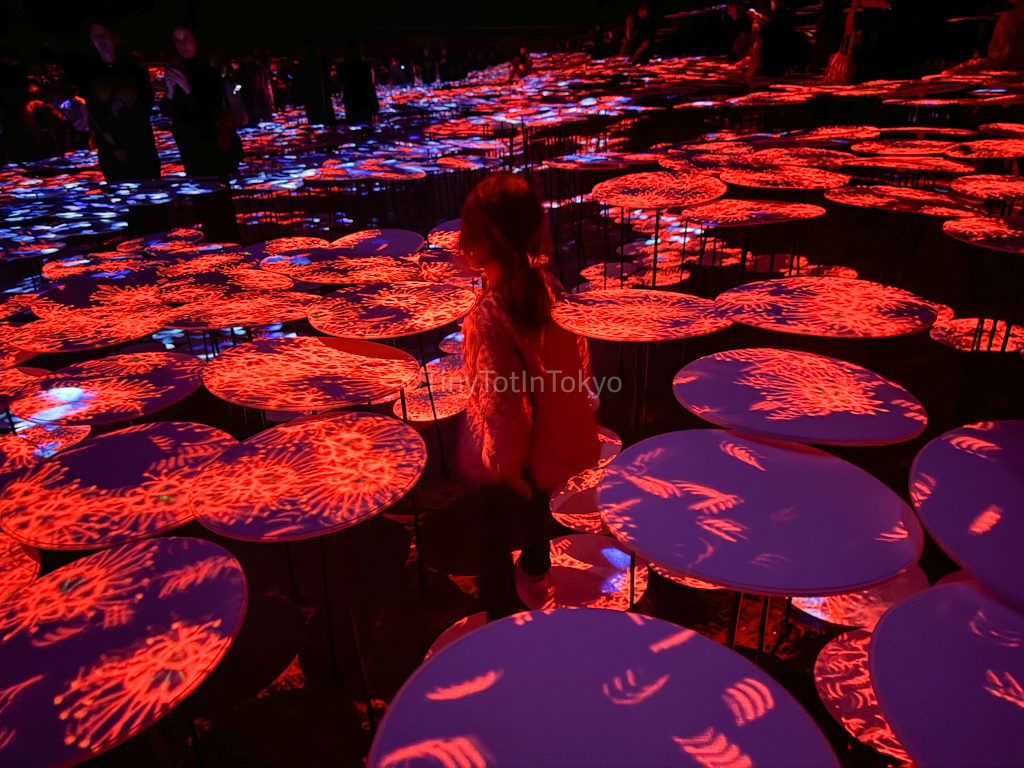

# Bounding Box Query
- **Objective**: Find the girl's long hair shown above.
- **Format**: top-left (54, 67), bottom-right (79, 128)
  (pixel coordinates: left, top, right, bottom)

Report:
top-left (459, 173), bottom-right (553, 333)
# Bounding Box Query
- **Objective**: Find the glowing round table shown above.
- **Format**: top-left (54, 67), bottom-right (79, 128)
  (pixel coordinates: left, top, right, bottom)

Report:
top-left (850, 139), bottom-right (953, 155)
top-left (190, 412), bottom-right (426, 542)
top-left (260, 248), bottom-right (422, 284)
top-left (672, 199), bottom-right (826, 228)
top-left (590, 172), bottom-right (726, 209)
top-left (11, 352), bottom-right (204, 426)
top-left (930, 318), bottom-right (1024, 352)
top-left (910, 421), bottom-right (1024, 611)
top-left (242, 236), bottom-right (330, 260)
top-left (0, 422), bottom-right (235, 550)
top-left (714, 277), bottom-right (938, 338)
top-left (116, 227), bottom-right (203, 253)
top-left (597, 429), bottom-right (922, 596)
top-left (793, 564), bottom-right (929, 629)
top-left (203, 336), bottom-right (420, 411)
top-left (672, 348), bottom-right (927, 446)
top-left (839, 155), bottom-right (975, 174)
top-left (329, 229), bottom-right (425, 257)
top-left (0, 324), bottom-right (37, 369)
top-left (31, 277), bottom-right (168, 316)
top-left (552, 289), bottom-right (730, 342)
top-left (0, 530), bottom-right (39, 601)
top-left (946, 139), bottom-right (1024, 159)
top-left (308, 282), bottom-right (477, 339)
top-left (720, 166), bottom-right (850, 190)
top-left (158, 268), bottom-right (295, 300)
top-left (168, 291), bottom-right (319, 331)
top-left (824, 185), bottom-right (979, 217)
top-left (427, 219), bottom-right (460, 251)
top-left (0, 294), bottom-right (36, 321)
top-left (544, 152), bottom-right (662, 171)
top-left (870, 582), bottom-right (1024, 768)
top-left (0, 366), bottom-right (46, 410)
top-left (155, 249), bottom-right (256, 277)
top-left (814, 630), bottom-right (909, 764)
top-left (368, 608), bottom-right (839, 768)
top-left (7, 306), bottom-right (174, 353)
top-left (41, 253), bottom-right (147, 281)
top-left (950, 174), bottom-right (1024, 202)
top-left (750, 147), bottom-right (851, 170)
top-left (0, 537), bottom-right (246, 767)
top-left (981, 124), bottom-right (1024, 139)
top-left (943, 216), bottom-right (1024, 254)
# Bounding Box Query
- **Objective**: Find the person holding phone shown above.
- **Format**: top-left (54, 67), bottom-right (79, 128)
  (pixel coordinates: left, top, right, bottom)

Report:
top-left (160, 24), bottom-right (240, 180)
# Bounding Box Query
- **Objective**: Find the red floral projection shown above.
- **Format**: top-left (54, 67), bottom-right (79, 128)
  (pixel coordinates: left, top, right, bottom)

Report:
top-left (552, 289), bottom-right (731, 342)
top-left (591, 172), bottom-right (727, 209)
top-left (825, 185), bottom-right (979, 217)
top-left (309, 282), bottom-right (476, 339)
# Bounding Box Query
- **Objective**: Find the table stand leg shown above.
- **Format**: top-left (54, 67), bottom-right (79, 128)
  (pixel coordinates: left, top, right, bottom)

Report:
top-left (755, 595), bottom-right (770, 667)
top-left (628, 550), bottom-right (636, 609)
top-left (416, 333), bottom-right (447, 473)
top-left (726, 591), bottom-right (743, 648)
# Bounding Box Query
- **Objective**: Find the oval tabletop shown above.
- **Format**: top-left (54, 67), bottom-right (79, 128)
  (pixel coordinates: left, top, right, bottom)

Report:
top-left (242, 236), bottom-right (331, 260)
top-left (544, 152), bottom-right (660, 171)
top-left (31, 277), bottom-right (167, 316)
top-left (0, 422), bottom-right (235, 550)
top-left (720, 166), bottom-right (850, 190)
top-left (949, 174), bottom-right (1024, 201)
top-left (167, 290), bottom-right (319, 331)
top-left (0, 529), bottom-right (40, 602)
top-left (946, 139), bottom-right (1024, 159)
top-left (840, 154), bottom-right (975, 174)
top-left (850, 139), bottom-right (954, 155)
top-left (191, 412), bottom-right (426, 542)
top-left (870, 582), bottom-right (1024, 768)
top-left (116, 227), bottom-right (203, 253)
top-left (309, 282), bottom-right (476, 339)
top-left (980, 123), bottom-right (1024, 139)
top-left (597, 429), bottom-right (922, 596)
top-left (750, 147), bottom-right (851, 170)
top-left (590, 172), bottom-right (727, 210)
top-left (261, 249), bottom-right (423, 284)
top-left (329, 229), bottom-right (425, 257)
top-left (11, 352), bottom-right (204, 426)
top-left (552, 289), bottom-right (730, 343)
top-left (714, 277), bottom-right (938, 338)
top-left (825, 185), bottom-right (979, 217)
top-left (427, 219), bottom-right (461, 251)
top-left (368, 608), bottom-right (839, 768)
top-left (943, 216), bottom-right (1024, 254)
top-left (203, 336), bottom-right (420, 411)
top-left (672, 348), bottom-right (927, 446)
top-left (0, 366), bottom-right (47, 411)
top-left (42, 253), bottom-right (147, 281)
top-left (672, 199), bottom-right (826, 228)
top-left (0, 294), bottom-right (36, 322)
top-left (0, 536), bottom-right (246, 767)
top-left (6, 306), bottom-right (174, 354)
top-left (910, 421), bottom-right (1024, 611)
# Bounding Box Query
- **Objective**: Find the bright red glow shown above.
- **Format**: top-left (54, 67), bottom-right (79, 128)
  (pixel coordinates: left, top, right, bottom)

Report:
top-left (930, 318), bottom-right (1024, 352)
top-left (720, 166), bottom-right (850, 190)
top-left (751, 147), bottom-right (850, 169)
top-left (851, 139), bottom-right (953, 155)
top-left (261, 250), bottom-right (423, 284)
top-left (591, 172), bottom-right (727, 209)
top-left (170, 291), bottom-right (319, 331)
top-left (377, 737), bottom-right (489, 768)
top-left (41, 254), bottom-right (145, 280)
top-left (825, 185), bottom-right (979, 217)
top-left (947, 139), bottom-right (1024, 159)
top-left (0, 324), bottom-right (38, 368)
top-left (425, 671), bottom-right (503, 701)
top-left (677, 199), bottom-right (826, 228)
top-left (673, 728), bottom-right (752, 768)
top-left (552, 289), bottom-right (730, 342)
top-left (8, 306), bottom-right (176, 353)
top-left (190, 412), bottom-right (426, 541)
top-left (309, 282), bottom-right (476, 339)
top-left (0, 294), bottom-right (36, 321)
top-left (943, 216), bottom-right (1024, 254)
top-left (329, 229), bottom-right (425, 256)
top-left (722, 678), bottom-right (775, 726)
top-left (116, 228), bottom-right (203, 254)
top-left (950, 175), bottom-right (1024, 201)
top-left (842, 155), bottom-right (975, 173)
top-left (0, 531), bottom-right (39, 602)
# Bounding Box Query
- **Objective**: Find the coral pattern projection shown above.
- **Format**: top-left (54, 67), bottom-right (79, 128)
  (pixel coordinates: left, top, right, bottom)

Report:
top-left (169, 291), bottom-right (319, 331)
top-left (0, 423), bottom-right (91, 485)
top-left (672, 348), bottom-right (927, 446)
top-left (0, 366), bottom-right (45, 410)
top-left (980, 123), bottom-right (1024, 139)
top-left (417, 250), bottom-right (481, 286)
top-left (260, 249), bottom-right (423, 284)
top-left (329, 229), bottom-right (425, 257)
top-left (158, 268), bottom-right (295, 299)
top-left (0, 537), bottom-right (245, 766)
top-left (552, 289), bottom-right (730, 342)
top-left (155, 250), bottom-right (255, 278)
top-left (42, 254), bottom-right (148, 281)
top-left (0, 293), bottom-right (36, 321)
top-left (243, 237), bottom-right (330, 259)
top-left (714, 277), bottom-right (938, 338)
top-left (670, 141), bottom-right (754, 155)
top-left (590, 172), bottom-right (727, 210)
top-left (527, 533), bottom-right (647, 611)
top-left (190, 412), bottom-right (426, 542)
top-left (793, 565), bottom-right (929, 629)
top-left (309, 282), bottom-right (477, 339)
top-left (116, 228), bottom-right (203, 254)
top-left (7, 306), bottom-right (175, 353)
top-left (675, 199), bottom-right (826, 228)
top-left (870, 582), bottom-right (1024, 767)
top-left (597, 429), bottom-right (922, 596)
top-left (31, 278), bottom-right (169, 316)
top-left (946, 139), bottom-right (1024, 159)
top-left (0, 422), bottom-right (235, 550)
top-left (393, 385), bottom-right (469, 422)
top-left (367, 609), bottom-right (838, 768)
top-left (943, 216), bottom-right (1024, 254)
top-left (550, 467), bottom-right (606, 534)
top-left (544, 152), bottom-right (660, 171)
top-left (427, 219), bottom-right (461, 251)
top-left (824, 185), bottom-right (979, 217)
top-left (720, 166), bottom-right (851, 190)
top-left (930, 318), bottom-right (1024, 352)
top-left (950, 175), bottom-right (1024, 201)
top-left (840, 154), bottom-right (975, 173)
top-left (910, 421), bottom-right (1024, 611)
top-left (850, 139), bottom-right (953, 155)
top-left (0, 530), bottom-right (40, 601)
top-left (750, 148), bottom-right (851, 170)
top-left (11, 352), bottom-right (204, 426)
top-left (813, 630), bottom-right (910, 764)
top-left (203, 336), bottom-right (420, 411)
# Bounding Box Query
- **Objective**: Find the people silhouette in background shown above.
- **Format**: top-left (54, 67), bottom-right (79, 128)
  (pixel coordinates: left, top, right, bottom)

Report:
top-left (294, 38), bottom-right (337, 126)
top-left (510, 46), bottom-right (533, 81)
top-left (161, 24), bottom-right (241, 179)
top-left (621, 1), bottom-right (658, 64)
top-left (951, 0), bottom-right (1024, 72)
top-left (338, 38), bottom-right (379, 124)
top-left (79, 21), bottom-right (160, 181)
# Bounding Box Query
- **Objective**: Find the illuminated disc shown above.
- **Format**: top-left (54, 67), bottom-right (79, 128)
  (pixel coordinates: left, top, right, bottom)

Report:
top-left (910, 421), bottom-right (1024, 611)
top-left (393, 384), bottom-right (469, 421)
top-left (0, 294), bottom-right (36, 321)
top-left (438, 331), bottom-right (464, 354)
top-left (191, 412), bottom-right (426, 542)
top-left (0, 537), bottom-right (246, 766)
top-left (31, 277), bottom-right (167, 316)
top-left (154, 250), bottom-right (256, 278)
top-left (720, 166), bottom-right (850, 190)
top-left (41, 254), bottom-right (147, 281)
top-left (765, 125), bottom-right (880, 143)
top-left (946, 139), bottom-right (1024, 159)
top-left (943, 216), bottom-right (1024, 254)
top-left (825, 185), bottom-right (979, 217)
top-left (0, 422), bottom-right (235, 550)
top-left (598, 429), bottom-right (923, 596)
top-left (329, 229), bottom-right (425, 257)
top-left (203, 336), bottom-right (420, 411)
top-left (870, 582), bottom-right (1024, 768)
top-left (309, 282), bottom-right (476, 339)
top-left (427, 219), bottom-right (461, 251)
top-left (417, 250), bottom-right (481, 285)
top-left (158, 269), bottom-right (295, 300)
top-left (115, 227), bottom-right (203, 254)
top-left (839, 155), bottom-right (975, 173)
top-left (552, 289), bottom-right (730, 342)
top-left (743, 253), bottom-right (809, 274)
top-left (0, 530), bottom-right (39, 601)
top-left (623, 268), bottom-right (691, 289)
top-left (676, 199), bottom-right (826, 228)
top-left (0, 366), bottom-right (46, 410)
top-left (544, 152), bottom-right (659, 171)
top-left (425, 612), bottom-right (489, 660)
top-left (550, 467), bottom-right (605, 534)
top-left (7, 306), bottom-right (175, 353)
top-left (814, 630), bottom-right (910, 764)
top-left (672, 348), bottom-right (927, 446)
top-left (590, 172), bottom-right (727, 210)
top-left (578, 262), bottom-right (638, 284)
top-left (951, 174), bottom-right (1024, 201)
top-left (980, 123), bottom-right (1024, 139)
top-left (368, 609), bottom-right (838, 768)
top-left (714, 277), bottom-right (938, 338)
top-left (0, 240), bottom-right (65, 261)
top-left (750, 147), bottom-right (851, 170)
top-left (598, 426), bottom-right (621, 467)
top-left (169, 291), bottom-right (319, 331)
top-left (242, 237), bottom-right (330, 260)
top-left (793, 565), bottom-right (929, 629)
top-left (11, 352), bottom-right (204, 426)
top-left (850, 139), bottom-right (953, 155)
top-left (261, 249), bottom-right (423, 284)
top-left (930, 318), bottom-right (1024, 352)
